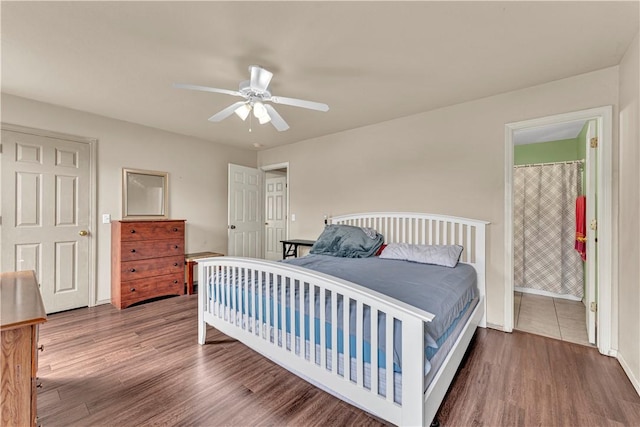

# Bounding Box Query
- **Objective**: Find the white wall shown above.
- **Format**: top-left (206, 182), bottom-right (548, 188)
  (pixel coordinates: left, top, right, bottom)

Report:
top-left (1, 94), bottom-right (257, 303)
top-left (258, 67), bottom-right (619, 329)
top-left (617, 31), bottom-right (640, 394)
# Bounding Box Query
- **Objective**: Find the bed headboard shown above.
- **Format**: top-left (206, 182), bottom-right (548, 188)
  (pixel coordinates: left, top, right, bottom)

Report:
top-left (330, 212), bottom-right (489, 326)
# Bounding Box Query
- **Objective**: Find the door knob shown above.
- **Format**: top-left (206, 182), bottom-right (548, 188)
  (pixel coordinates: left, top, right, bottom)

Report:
top-left (229, 225), bottom-right (236, 229)
top-left (79, 230), bottom-right (88, 236)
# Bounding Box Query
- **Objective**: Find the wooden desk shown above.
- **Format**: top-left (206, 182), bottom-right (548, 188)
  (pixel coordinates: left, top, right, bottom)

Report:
top-left (281, 239), bottom-right (316, 259)
top-left (185, 252), bottom-right (224, 295)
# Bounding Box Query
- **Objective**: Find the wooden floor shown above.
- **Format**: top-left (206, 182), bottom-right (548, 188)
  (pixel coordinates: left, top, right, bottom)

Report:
top-left (37, 294), bottom-right (640, 426)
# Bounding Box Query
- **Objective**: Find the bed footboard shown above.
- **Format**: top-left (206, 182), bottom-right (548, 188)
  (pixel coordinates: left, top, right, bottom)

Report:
top-left (198, 257), bottom-right (432, 426)
top-left (198, 212), bottom-right (488, 426)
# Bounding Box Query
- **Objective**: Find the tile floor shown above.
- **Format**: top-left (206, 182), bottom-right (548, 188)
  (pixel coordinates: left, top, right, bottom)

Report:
top-left (514, 291), bottom-right (593, 346)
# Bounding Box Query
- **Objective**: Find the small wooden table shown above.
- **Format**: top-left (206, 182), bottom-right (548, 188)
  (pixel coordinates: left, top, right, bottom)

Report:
top-left (281, 239), bottom-right (316, 259)
top-left (185, 252), bottom-right (224, 295)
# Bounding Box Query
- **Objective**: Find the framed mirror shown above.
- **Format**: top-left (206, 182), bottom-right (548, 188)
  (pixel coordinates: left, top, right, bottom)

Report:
top-left (122, 168), bottom-right (169, 219)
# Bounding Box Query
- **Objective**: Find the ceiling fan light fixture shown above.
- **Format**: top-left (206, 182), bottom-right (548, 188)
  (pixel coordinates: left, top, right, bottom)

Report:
top-left (234, 103), bottom-right (251, 121)
top-left (258, 113), bottom-right (271, 125)
top-left (253, 102), bottom-right (271, 124)
top-left (253, 102), bottom-right (267, 118)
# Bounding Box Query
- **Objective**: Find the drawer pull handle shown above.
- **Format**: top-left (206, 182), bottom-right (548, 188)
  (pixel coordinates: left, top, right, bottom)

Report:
top-left (130, 229), bottom-right (136, 233)
top-left (130, 268), bottom-right (136, 272)
top-left (37, 382), bottom-right (43, 389)
top-left (172, 227), bottom-right (178, 232)
top-left (174, 263), bottom-right (179, 267)
top-left (131, 249), bottom-right (136, 253)
top-left (130, 288), bottom-right (135, 292)
top-left (173, 280), bottom-right (178, 284)
top-left (174, 245), bottom-right (179, 249)
top-left (38, 344), bottom-right (44, 352)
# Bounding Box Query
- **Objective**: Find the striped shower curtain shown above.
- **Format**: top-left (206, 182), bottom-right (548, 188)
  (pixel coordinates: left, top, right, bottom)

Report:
top-left (513, 162), bottom-right (584, 299)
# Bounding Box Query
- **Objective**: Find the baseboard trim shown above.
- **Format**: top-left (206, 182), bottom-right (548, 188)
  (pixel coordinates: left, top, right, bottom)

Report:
top-left (618, 352), bottom-right (640, 397)
top-left (486, 322), bottom-right (505, 332)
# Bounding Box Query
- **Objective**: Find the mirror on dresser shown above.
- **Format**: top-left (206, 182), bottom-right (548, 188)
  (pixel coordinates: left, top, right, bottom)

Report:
top-left (122, 168), bottom-right (168, 219)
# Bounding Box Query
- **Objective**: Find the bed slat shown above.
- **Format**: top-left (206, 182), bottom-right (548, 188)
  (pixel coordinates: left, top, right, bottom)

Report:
top-left (385, 313), bottom-right (394, 402)
top-left (300, 282), bottom-right (306, 358)
top-left (320, 288), bottom-right (327, 368)
top-left (371, 307), bottom-right (379, 395)
top-left (344, 296), bottom-right (351, 382)
top-left (356, 301), bottom-right (363, 387)
top-left (331, 292), bottom-right (338, 373)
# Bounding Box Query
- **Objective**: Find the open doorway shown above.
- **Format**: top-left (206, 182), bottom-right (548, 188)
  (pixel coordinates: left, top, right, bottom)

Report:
top-left (262, 163), bottom-right (289, 260)
top-left (504, 106), bottom-right (613, 355)
top-left (511, 119), bottom-right (590, 345)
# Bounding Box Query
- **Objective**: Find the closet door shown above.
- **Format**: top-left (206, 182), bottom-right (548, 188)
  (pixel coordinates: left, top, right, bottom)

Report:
top-left (1, 129), bottom-right (91, 313)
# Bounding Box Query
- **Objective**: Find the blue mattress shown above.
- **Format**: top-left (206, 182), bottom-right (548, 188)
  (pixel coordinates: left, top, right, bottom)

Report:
top-left (209, 255), bottom-right (477, 374)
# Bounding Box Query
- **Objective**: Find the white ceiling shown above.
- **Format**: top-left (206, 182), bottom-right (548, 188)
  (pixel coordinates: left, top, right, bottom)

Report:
top-left (514, 120), bottom-right (588, 145)
top-left (2, 2), bottom-right (638, 151)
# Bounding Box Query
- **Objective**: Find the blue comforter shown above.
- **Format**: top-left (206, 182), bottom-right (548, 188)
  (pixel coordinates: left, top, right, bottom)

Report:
top-left (283, 255), bottom-right (477, 340)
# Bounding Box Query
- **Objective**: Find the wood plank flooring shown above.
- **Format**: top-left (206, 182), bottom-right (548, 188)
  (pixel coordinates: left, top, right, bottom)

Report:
top-left (36, 294), bottom-right (640, 426)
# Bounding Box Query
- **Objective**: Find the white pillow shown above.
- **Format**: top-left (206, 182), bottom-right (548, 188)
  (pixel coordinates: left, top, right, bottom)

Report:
top-left (379, 243), bottom-right (463, 268)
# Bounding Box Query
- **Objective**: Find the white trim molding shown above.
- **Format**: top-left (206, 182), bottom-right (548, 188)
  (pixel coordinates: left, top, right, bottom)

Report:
top-left (618, 352), bottom-right (640, 396)
top-left (503, 106), bottom-right (614, 356)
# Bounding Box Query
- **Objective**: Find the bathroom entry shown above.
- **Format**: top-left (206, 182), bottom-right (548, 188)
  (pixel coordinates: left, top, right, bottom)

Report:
top-left (505, 106), bottom-right (613, 354)
top-left (511, 119), bottom-right (595, 346)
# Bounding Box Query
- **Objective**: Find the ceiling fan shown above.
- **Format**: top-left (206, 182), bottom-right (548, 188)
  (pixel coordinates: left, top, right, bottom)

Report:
top-left (173, 65), bottom-right (329, 132)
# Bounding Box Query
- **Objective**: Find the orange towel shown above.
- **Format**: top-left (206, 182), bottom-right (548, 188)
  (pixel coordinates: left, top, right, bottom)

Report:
top-left (575, 196), bottom-right (586, 261)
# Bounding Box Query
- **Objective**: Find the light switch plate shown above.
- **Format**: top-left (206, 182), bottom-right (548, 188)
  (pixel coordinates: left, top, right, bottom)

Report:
top-left (102, 214), bottom-right (111, 224)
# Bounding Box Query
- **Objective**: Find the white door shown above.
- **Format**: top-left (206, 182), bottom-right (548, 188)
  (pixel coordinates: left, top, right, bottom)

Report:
top-left (1, 129), bottom-right (91, 313)
top-left (264, 175), bottom-right (287, 260)
top-left (584, 120), bottom-right (597, 344)
top-left (228, 164), bottom-right (262, 257)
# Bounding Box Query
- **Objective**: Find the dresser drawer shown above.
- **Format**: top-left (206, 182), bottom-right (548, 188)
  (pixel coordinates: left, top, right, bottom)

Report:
top-left (120, 255), bottom-right (184, 281)
top-left (121, 239), bottom-right (184, 261)
top-left (119, 221), bottom-right (184, 241)
top-left (120, 273), bottom-right (184, 307)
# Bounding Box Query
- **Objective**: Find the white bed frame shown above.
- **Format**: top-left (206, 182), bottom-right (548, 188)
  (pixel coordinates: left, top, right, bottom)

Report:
top-left (198, 212), bottom-right (488, 426)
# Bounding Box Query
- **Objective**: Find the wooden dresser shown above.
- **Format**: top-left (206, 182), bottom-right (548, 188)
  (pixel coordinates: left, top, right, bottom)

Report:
top-left (1, 270), bottom-right (47, 427)
top-left (111, 219), bottom-right (185, 309)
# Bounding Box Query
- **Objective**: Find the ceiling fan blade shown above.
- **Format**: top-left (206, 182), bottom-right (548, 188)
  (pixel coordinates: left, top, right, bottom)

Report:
top-left (249, 66), bottom-right (273, 92)
top-left (269, 96), bottom-right (329, 112)
top-left (264, 104), bottom-right (290, 132)
top-left (173, 83), bottom-right (242, 97)
top-left (208, 102), bottom-right (247, 122)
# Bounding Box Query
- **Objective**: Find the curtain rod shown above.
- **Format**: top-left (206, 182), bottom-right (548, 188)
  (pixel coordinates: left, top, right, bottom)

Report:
top-left (514, 159), bottom-right (584, 169)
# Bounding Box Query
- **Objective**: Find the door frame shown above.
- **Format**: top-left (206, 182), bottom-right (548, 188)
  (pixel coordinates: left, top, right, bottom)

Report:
top-left (503, 106), bottom-right (614, 356)
top-left (1, 123), bottom-right (98, 307)
top-left (261, 162), bottom-right (290, 259)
